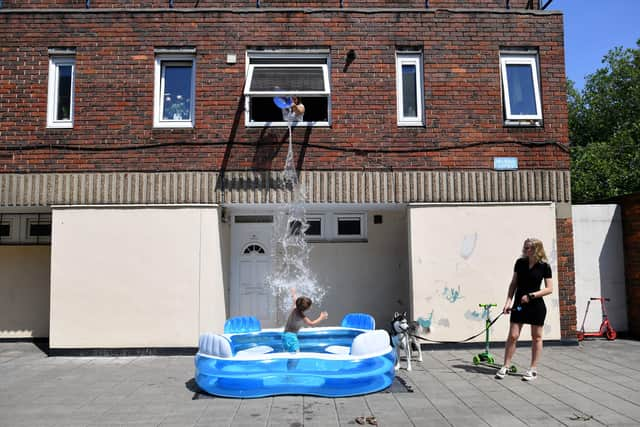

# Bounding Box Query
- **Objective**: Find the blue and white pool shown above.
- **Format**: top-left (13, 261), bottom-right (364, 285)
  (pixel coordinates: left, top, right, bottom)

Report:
top-left (195, 327), bottom-right (395, 398)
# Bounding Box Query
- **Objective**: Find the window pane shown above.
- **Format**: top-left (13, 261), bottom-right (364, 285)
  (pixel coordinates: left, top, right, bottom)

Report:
top-left (337, 218), bottom-right (361, 235)
top-left (250, 67), bottom-right (325, 92)
top-left (0, 224), bottom-right (10, 237)
top-left (162, 64), bottom-right (192, 120)
top-left (506, 64), bottom-right (537, 115)
top-left (305, 219), bottom-right (321, 236)
top-left (56, 65), bottom-right (72, 120)
top-left (30, 223), bottom-right (52, 237)
top-left (402, 64), bottom-right (418, 118)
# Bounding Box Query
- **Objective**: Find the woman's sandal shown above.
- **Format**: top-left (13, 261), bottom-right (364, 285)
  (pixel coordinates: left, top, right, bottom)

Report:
top-left (366, 416), bottom-right (378, 425)
top-left (355, 416), bottom-right (366, 425)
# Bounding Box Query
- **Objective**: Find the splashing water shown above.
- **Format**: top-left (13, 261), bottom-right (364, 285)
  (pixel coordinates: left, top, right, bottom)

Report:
top-left (267, 119), bottom-right (326, 317)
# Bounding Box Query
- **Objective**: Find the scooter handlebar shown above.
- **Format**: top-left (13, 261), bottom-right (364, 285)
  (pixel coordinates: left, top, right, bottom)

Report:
top-left (590, 297), bottom-right (610, 301)
top-left (478, 303), bottom-right (497, 308)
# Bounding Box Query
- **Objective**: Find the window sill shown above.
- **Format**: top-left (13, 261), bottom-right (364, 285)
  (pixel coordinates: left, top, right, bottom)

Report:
top-left (246, 121), bottom-right (330, 128)
top-left (306, 238), bottom-right (368, 243)
top-left (397, 121), bottom-right (425, 127)
top-left (153, 121), bottom-right (195, 129)
top-left (47, 122), bottom-right (73, 129)
top-left (504, 119), bottom-right (543, 128)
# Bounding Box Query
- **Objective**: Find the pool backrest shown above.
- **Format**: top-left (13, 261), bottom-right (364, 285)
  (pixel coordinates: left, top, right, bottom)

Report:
top-left (341, 313), bottom-right (376, 330)
top-left (199, 333), bottom-right (232, 358)
top-left (350, 329), bottom-right (391, 356)
top-left (224, 316), bottom-right (261, 334)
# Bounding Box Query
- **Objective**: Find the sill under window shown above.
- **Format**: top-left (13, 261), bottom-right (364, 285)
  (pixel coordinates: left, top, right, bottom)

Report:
top-left (246, 121), bottom-right (329, 128)
top-left (153, 122), bottom-right (195, 129)
top-left (47, 122), bottom-right (73, 129)
top-left (504, 119), bottom-right (543, 128)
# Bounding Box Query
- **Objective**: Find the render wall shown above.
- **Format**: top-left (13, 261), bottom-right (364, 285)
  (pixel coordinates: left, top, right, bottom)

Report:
top-left (572, 205), bottom-right (628, 333)
top-left (49, 206), bottom-right (226, 348)
top-left (0, 9), bottom-right (568, 173)
top-left (408, 203), bottom-right (561, 342)
top-left (308, 209), bottom-right (410, 330)
top-left (0, 246), bottom-right (51, 338)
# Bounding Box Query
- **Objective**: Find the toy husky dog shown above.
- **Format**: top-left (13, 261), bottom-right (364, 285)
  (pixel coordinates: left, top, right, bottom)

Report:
top-left (390, 312), bottom-right (426, 371)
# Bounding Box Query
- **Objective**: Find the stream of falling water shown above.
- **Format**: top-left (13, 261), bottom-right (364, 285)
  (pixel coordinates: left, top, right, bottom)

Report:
top-left (267, 121), bottom-right (326, 317)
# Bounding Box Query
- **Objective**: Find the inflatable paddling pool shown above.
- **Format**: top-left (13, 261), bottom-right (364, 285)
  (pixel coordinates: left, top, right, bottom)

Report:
top-left (195, 315), bottom-right (395, 398)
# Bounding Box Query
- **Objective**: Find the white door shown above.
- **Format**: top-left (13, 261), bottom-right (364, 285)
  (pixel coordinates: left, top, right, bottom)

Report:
top-left (230, 219), bottom-right (277, 328)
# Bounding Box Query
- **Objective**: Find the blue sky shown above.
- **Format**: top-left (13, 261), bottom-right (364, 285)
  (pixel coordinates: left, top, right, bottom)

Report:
top-left (551, 0), bottom-right (640, 90)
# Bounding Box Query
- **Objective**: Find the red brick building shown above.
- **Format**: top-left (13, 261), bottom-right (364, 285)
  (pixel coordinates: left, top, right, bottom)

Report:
top-left (0, 0), bottom-right (576, 351)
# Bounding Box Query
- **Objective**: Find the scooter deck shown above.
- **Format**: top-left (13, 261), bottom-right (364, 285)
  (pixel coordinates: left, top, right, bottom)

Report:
top-left (478, 361), bottom-right (518, 373)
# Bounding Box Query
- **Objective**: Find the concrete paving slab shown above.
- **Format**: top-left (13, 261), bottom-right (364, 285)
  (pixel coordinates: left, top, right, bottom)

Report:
top-left (1, 340), bottom-right (640, 426)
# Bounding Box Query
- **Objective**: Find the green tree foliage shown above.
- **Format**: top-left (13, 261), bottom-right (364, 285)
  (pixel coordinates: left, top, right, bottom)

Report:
top-left (569, 40), bottom-right (640, 202)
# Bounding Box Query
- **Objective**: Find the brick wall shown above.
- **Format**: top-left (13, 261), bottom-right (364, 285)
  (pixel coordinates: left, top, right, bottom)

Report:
top-left (556, 216), bottom-right (576, 340)
top-left (617, 193), bottom-right (640, 338)
top-left (1, 0), bottom-right (540, 10)
top-left (0, 9), bottom-right (567, 173)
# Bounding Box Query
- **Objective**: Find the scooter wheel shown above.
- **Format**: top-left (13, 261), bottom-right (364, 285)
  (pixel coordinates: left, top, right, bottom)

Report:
top-left (606, 329), bottom-right (617, 341)
top-left (472, 355), bottom-right (480, 365)
top-left (509, 365), bottom-right (517, 374)
top-left (486, 355), bottom-right (495, 364)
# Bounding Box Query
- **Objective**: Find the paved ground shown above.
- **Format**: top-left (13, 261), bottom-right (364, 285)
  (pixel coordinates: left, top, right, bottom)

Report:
top-left (1, 339), bottom-right (639, 426)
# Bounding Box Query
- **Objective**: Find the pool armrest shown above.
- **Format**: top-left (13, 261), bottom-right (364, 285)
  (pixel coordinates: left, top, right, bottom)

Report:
top-left (350, 330), bottom-right (391, 356)
top-left (199, 333), bottom-right (233, 358)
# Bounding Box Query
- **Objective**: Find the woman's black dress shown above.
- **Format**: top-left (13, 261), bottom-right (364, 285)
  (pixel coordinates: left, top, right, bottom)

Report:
top-left (510, 257), bottom-right (551, 326)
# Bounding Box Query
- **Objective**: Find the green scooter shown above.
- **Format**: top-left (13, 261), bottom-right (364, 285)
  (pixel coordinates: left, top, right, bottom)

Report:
top-left (472, 303), bottom-right (517, 374)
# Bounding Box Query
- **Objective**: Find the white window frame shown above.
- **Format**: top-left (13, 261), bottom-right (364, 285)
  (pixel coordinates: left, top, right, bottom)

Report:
top-left (395, 52), bottom-right (424, 126)
top-left (499, 53), bottom-right (543, 122)
top-left (244, 51), bottom-right (331, 127)
top-left (47, 56), bottom-right (76, 128)
top-left (153, 54), bottom-right (196, 128)
top-left (334, 214), bottom-right (366, 240)
top-left (303, 215), bottom-right (325, 240)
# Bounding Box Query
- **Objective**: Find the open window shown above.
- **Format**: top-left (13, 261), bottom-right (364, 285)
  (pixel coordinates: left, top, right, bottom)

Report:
top-left (245, 51), bottom-right (331, 126)
top-left (154, 51), bottom-right (196, 128)
top-left (47, 52), bottom-right (76, 128)
top-left (500, 52), bottom-right (543, 125)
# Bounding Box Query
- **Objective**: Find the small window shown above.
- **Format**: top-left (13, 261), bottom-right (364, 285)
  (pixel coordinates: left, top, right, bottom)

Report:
top-left (154, 55), bottom-right (195, 128)
top-left (335, 214), bottom-right (366, 239)
top-left (245, 51), bottom-right (331, 127)
top-left (47, 56), bottom-right (76, 128)
top-left (500, 53), bottom-right (542, 123)
top-left (305, 218), bottom-right (322, 237)
top-left (243, 244), bottom-right (265, 255)
top-left (395, 52), bottom-right (424, 126)
top-left (23, 214), bottom-right (51, 244)
top-left (0, 223), bottom-right (11, 238)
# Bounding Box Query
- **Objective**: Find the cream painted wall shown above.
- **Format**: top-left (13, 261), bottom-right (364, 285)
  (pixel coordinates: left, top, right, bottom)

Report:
top-left (572, 205), bottom-right (628, 332)
top-left (408, 203), bottom-right (560, 342)
top-left (49, 206), bottom-right (226, 348)
top-left (308, 210), bottom-right (410, 330)
top-left (0, 246), bottom-right (51, 338)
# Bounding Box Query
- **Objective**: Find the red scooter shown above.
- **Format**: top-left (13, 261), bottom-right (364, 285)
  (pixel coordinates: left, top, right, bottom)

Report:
top-left (577, 297), bottom-right (617, 341)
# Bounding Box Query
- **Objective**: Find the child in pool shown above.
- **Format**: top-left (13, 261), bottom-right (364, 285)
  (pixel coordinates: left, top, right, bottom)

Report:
top-left (283, 288), bottom-right (328, 352)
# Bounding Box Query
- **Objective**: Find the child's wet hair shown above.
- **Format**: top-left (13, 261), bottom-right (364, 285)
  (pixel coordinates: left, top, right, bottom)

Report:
top-left (296, 296), bottom-right (312, 312)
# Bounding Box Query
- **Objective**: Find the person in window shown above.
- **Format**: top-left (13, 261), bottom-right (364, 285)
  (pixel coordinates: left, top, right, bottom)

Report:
top-left (282, 96), bottom-right (305, 122)
top-left (495, 238), bottom-right (553, 382)
top-left (282, 287), bottom-right (328, 353)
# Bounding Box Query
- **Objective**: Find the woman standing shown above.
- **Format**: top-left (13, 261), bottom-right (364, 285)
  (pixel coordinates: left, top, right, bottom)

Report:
top-left (496, 238), bottom-right (553, 381)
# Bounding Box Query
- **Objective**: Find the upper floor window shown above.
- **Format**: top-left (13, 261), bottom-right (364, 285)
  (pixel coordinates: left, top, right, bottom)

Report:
top-left (499, 52), bottom-right (542, 124)
top-left (154, 52), bottom-right (195, 128)
top-left (47, 54), bottom-right (76, 128)
top-left (244, 50), bottom-right (331, 127)
top-left (395, 52), bottom-right (424, 126)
